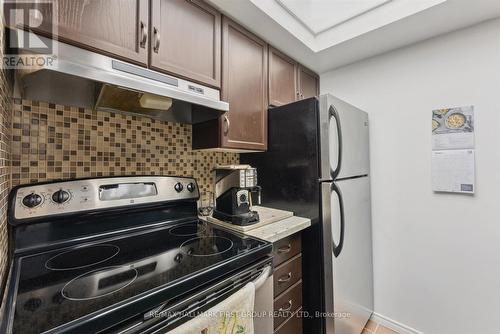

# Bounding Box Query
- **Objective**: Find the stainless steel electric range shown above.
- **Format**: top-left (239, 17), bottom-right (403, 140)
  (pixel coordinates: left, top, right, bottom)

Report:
top-left (1, 176), bottom-right (272, 334)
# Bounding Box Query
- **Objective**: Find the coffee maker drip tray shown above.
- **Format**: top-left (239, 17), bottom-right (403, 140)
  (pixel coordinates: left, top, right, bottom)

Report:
top-left (212, 209), bottom-right (259, 226)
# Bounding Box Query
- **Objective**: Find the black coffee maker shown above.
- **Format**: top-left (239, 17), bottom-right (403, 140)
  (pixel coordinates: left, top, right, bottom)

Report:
top-left (212, 165), bottom-right (261, 226)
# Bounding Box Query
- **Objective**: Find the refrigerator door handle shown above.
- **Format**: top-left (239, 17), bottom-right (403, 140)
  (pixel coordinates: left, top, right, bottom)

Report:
top-left (329, 106), bottom-right (343, 180)
top-left (320, 182), bottom-right (335, 333)
top-left (331, 183), bottom-right (345, 258)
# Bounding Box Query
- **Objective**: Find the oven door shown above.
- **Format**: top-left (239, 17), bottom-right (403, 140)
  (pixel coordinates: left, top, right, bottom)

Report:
top-left (108, 258), bottom-right (272, 334)
top-left (254, 270), bottom-right (273, 334)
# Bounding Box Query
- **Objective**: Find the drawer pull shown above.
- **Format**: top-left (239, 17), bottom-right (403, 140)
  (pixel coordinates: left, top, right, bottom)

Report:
top-left (279, 300), bottom-right (293, 312)
top-left (277, 244), bottom-right (291, 253)
top-left (278, 272), bottom-right (292, 283)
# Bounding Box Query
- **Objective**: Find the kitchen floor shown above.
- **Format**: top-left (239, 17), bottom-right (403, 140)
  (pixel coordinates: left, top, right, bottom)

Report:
top-left (364, 320), bottom-right (400, 334)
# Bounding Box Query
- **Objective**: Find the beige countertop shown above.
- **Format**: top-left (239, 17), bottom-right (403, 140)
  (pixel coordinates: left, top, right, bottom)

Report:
top-left (245, 215), bottom-right (310, 242)
top-left (225, 215), bottom-right (311, 243)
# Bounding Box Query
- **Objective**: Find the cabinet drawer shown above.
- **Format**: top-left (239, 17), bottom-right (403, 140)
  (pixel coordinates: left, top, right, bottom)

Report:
top-left (274, 307), bottom-right (303, 334)
top-left (274, 255), bottom-right (302, 297)
top-left (274, 281), bottom-right (302, 329)
top-left (273, 233), bottom-right (301, 266)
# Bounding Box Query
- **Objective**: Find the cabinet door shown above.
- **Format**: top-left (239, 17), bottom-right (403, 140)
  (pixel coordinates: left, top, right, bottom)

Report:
top-left (31, 0), bottom-right (149, 66)
top-left (298, 65), bottom-right (319, 100)
top-left (220, 18), bottom-right (268, 151)
top-left (269, 47), bottom-right (298, 106)
top-left (150, 0), bottom-right (221, 88)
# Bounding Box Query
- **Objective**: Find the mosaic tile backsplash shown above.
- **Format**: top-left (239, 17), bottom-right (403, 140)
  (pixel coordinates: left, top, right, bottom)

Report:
top-left (0, 30), bottom-right (11, 299)
top-left (11, 99), bottom-right (239, 194)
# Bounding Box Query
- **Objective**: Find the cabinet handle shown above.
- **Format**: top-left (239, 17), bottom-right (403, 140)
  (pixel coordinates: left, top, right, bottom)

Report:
top-left (223, 115), bottom-right (230, 135)
top-left (278, 272), bottom-right (292, 283)
top-left (153, 27), bottom-right (160, 53)
top-left (277, 244), bottom-right (291, 253)
top-left (139, 21), bottom-right (148, 48)
top-left (279, 300), bottom-right (293, 312)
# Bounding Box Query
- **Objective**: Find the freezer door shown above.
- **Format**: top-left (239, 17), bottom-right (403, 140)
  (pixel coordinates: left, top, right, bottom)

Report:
top-left (319, 94), bottom-right (369, 180)
top-left (321, 177), bottom-right (374, 334)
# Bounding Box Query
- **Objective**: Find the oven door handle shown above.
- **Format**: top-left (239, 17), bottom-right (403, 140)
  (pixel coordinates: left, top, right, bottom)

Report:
top-left (126, 259), bottom-right (272, 334)
top-left (143, 263), bottom-right (271, 322)
top-left (253, 265), bottom-right (272, 290)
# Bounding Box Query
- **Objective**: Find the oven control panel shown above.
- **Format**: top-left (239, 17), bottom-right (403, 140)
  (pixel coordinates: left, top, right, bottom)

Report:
top-left (12, 176), bottom-right (199, 220)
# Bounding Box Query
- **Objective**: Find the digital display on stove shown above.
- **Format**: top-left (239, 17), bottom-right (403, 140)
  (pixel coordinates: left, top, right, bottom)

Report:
top-left (98, 182), bottom-right (157, 201)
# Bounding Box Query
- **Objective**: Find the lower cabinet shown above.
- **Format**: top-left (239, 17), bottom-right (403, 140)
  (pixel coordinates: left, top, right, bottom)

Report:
top-left (274, 307), bottom-right (303, 334)
top-left (274, 255), bottom-right (302, 296)
top-left (272, 232), bottom-right (303, 333)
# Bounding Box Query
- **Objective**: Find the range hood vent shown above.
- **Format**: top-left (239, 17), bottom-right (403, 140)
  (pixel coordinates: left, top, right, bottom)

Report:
top-left (13, 31), bottom-right (228, 124)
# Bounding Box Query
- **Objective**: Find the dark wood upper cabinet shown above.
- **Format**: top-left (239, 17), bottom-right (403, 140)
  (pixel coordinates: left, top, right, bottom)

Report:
top-left (297, 65), bottom-right (320, 100)
top-left (268, 47), bottom-right (319, 105)
top-left (150, 0), bottom-right (221, 88)
top-left (192, 17), bottom-right (268, 151)
top-left (220, 18), bottom-right (268, 151)
top-left (268, 47), bottom-right (298, 107)
top-left (30, 0), bottom-right (149, 66)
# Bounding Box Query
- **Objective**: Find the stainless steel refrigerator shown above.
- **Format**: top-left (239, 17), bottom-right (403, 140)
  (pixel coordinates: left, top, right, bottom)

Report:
top-left (241, 94), bottom-right (374, 334)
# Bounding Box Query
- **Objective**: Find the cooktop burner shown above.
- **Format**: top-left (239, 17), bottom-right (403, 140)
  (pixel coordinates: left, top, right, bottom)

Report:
top-left (169, 222), bottom-right (206, 236)
top-left (45, 244), bottom-right (120, 271)
top-left (180, 236), bottom-right (234, 257)
top-left (61, 266), bottom-right (138, 301)
top-left (10, 221), bottom-right (269, 334)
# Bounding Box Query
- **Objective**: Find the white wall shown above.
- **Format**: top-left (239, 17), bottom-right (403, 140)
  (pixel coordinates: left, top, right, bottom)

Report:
top-left (320, 18), bottom-right (500, 334)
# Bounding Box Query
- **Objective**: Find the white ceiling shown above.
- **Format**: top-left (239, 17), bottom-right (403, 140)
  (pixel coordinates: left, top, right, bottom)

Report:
top-left (276, 0), bottom-right (391, 35)
top-left (257, 0), bottom-right (446, 52)
top-left (207, 0), bottom-right (500, 73)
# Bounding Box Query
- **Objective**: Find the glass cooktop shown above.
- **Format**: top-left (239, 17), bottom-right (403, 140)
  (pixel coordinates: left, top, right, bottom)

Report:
top-left (11, 221), bottom-right (269, 334)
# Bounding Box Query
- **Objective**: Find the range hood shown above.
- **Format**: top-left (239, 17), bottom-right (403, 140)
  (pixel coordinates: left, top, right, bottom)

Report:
top-left (14, 32), bottom-right (229, 124)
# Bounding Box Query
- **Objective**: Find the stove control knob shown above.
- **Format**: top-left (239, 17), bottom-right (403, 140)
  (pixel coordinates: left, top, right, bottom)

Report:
top-left (22, 193), bottom-right (43, 208)
top-left (52, 189), bottom-right (70, 204)
top-left (186, 182), bottom-right (196, 193)
top-left (174, 182), bottom-right (184, 193)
